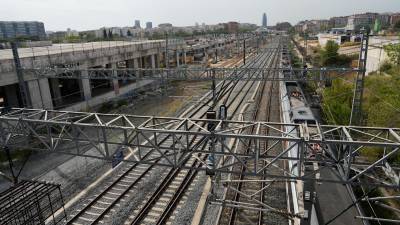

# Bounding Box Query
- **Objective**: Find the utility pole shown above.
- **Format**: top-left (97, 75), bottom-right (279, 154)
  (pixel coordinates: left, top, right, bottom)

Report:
top-left (236, 32), bottom-right (239, 58)
top-left (350, 29), bottom-right (369, 126)
top-left (11, 42), bottom-right (31, 108)
top-left (243, 38), bottom-right (246, 65)
top-left (214, 34), bottom-right (218, 63)
top-left (211, 69), bottom-right (216, 108)
top-left (165, 32), bottom-right (169, 69)
top-left (303, 32), bottom-right (308, 65)
top-left (215, 48), bottom-right (218, 64)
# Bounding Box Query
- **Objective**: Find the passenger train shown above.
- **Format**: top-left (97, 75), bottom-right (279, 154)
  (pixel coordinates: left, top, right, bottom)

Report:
top-left (280, 39), bottom-right (322, 223)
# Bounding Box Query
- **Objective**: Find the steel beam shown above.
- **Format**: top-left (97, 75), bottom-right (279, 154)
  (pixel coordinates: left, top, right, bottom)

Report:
top-left (22, 67), bottom-right (359, 82)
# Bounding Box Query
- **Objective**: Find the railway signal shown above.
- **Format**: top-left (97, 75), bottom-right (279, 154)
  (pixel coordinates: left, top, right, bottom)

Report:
top-left (219, 105), bottom-right (227, 120)
top-left (206, 149), bottom-right (216, 176)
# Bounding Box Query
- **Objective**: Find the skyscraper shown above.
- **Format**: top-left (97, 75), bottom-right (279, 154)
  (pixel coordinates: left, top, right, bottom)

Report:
top-left (146, 22), bottom-right (153, 29)
top-left (134, 20), bottom-right (141, 29)
top-left (262, 13), bottom-right (267, 28)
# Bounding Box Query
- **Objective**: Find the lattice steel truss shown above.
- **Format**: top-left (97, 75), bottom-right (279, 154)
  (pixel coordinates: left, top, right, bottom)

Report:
top-left (21, 67), bottom-right (359, 82)
top-left (0, 107), bottom-right (399, 189)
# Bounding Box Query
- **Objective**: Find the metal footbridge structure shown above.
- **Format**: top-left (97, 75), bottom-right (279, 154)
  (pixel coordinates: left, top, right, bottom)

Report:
top-left (0, 107), bottom-right (399, 189)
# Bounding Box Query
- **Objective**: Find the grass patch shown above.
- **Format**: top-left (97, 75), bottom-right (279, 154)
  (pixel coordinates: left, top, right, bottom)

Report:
top-left (116, 99), bottom-right (128, 107)
top-left (340, 42), bottom-right (360, 47)
top-left (0, 149), bottom-right (31, 163)
top-left (321, 63), bottom-right (400, 163)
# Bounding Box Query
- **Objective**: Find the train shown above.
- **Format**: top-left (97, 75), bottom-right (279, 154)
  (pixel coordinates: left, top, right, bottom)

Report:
top-left (280, 38), bottom-right (322, 223)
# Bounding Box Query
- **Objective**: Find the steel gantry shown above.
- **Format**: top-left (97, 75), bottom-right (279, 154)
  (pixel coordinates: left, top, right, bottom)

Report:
top-left (21, 67), bottom-right (360, 82)
top-left (0, 107), bottom-right (399, 189)
top-left (350, 30), bottom-right (369, 126)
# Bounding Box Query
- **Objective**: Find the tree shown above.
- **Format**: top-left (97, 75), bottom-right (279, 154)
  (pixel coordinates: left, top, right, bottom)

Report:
top-left (319, 40), bottom-right (352, 66)
top-left (320, 40), bottom-right (339, 66)
top-left (384, 42), bottom-right (400, 65)
top-left (103, 29), bottom-right (107, 39)
top-left (127, 30), bottom-right (132, 37)
top-left (394, 21), bottom-right (400, 31)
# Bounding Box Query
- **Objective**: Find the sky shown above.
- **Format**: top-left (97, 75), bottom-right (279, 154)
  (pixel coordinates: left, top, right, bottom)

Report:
top-left (1, 0), bottom-right (400, 31)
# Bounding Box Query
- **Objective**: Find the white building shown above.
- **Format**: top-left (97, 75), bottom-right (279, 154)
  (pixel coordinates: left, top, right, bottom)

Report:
top-left (318, 33), bottom-right (343, 46)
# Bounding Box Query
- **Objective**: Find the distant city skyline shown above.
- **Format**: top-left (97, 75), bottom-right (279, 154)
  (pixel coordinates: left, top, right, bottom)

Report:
top-left (1, 0), bottom-right (400, 31)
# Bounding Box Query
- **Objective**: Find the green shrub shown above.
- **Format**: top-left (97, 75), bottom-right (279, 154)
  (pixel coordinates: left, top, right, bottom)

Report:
top-left (379, 61), bottom-right (393, 73)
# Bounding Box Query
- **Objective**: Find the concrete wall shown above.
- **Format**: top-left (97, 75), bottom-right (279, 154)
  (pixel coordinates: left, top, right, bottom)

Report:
top-left (366, 46), bottom-right (388, 75)
top-left (366, 37), bottom-right (400, 74)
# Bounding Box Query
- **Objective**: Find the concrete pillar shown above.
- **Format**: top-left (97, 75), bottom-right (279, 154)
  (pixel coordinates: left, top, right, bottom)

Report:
top-left (4, 85), bottom-right (20, 107)
top-left (156, 53), bottom-right (162, 68)
top-left (49, 79), bottom-right (62, 107)
top-left (109, 63), bottom-right (119, 95)
top-left (134, 58), bottom-right (140, 68)
top-left (132, 58), bottom-right (141, 79)
top-left (151, 55), bottom-right (156, 75)
top-left (79, 69), bottom-right (92, 102)
top-left (151, 55), bottom-right (156, 68)
top-left (176, 51), bottom-right (180, 67)
top-left (183, 51), bottom-right (187, 65)
top-left (27, 78), bottom-right (53, 109)
top-left (204, 48), bottom-right (208, 64)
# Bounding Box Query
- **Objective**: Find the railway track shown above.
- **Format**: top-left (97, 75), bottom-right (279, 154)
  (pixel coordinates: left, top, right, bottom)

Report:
top-left (66, 36), bottom-right (281, 225)
top-left (217, 38), bottom-right (289, 225)
top-left (124, 41), bottom-right (281, 225)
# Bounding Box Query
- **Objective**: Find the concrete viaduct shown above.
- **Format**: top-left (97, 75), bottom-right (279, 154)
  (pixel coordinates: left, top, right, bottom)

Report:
top-left (0, 38), bottom-right (236, 111)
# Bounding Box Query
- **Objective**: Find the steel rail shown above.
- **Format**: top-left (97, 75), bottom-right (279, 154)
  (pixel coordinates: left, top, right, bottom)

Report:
top-left (152, 43), bottom-right (281, 225)
top-left (66, 42), bottom-right (273, 224)
top-left (227, 42), bottom-right (282, 225)
top-left (128, 43), bottom-right (279, 225)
